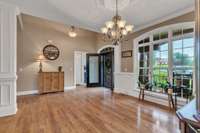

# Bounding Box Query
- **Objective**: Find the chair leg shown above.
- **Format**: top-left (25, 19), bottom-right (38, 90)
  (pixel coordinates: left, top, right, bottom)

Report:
top-left (139, 89), bottom-right (141, 100)
top-left (174, 95), bottom-right (177, 111)
top-left (170, 95), bottom-right (175, 109)
top-left (142, 89), bottom-right (145, 101)
top-left (168, 94), bottom-right (171, 109)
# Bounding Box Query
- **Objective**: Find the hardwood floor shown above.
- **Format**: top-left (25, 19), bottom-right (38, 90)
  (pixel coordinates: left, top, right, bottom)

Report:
top-left (0, 87), bottom-right (180, 133)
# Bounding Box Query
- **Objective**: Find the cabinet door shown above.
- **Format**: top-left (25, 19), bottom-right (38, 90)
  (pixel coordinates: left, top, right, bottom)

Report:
top-left (38, 73), bottom-right (44, 93)
top-left (59, 73), bottom-right (64, 91)
top-left (52, 73), bottom-right (59, 91)
top-left (43, 73), bottom-right (52, 93)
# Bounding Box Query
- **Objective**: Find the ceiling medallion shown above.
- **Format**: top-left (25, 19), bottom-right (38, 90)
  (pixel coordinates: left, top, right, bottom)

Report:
top-left (101, 0), bottom-right (134, 45)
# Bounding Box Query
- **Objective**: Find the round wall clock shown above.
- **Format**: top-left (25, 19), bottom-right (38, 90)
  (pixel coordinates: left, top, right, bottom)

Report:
top-left (43, 45), bottom-right (60, 60)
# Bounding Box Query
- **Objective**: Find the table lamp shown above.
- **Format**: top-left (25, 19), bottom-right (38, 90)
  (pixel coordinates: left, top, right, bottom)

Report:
top-left (36, 55), bottom-right (45, 72)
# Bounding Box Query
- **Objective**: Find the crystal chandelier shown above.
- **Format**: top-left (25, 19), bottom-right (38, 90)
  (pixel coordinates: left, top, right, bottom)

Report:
top-left (101, 0), bottom-right (134, 45)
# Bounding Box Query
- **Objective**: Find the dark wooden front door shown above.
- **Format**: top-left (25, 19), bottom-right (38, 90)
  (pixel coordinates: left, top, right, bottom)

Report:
top-left (102, 52), bottom-right (114, 89)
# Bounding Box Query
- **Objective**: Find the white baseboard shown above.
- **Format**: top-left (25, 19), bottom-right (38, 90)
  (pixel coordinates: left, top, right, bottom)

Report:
top-left (17, 86), bottom-right (77, 96)
top-left (64, 86), bottom-right (76, 91)
top-left (0, 104), bottom-right (17, 117)
top-left (17, 90), bottom-right (39, 96)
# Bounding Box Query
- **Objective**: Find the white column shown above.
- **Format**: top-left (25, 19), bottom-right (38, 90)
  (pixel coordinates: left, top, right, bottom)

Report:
top-left (0, 2), bottom-right (18, 117)
top-left (195, 0), bottom-right (200, 112)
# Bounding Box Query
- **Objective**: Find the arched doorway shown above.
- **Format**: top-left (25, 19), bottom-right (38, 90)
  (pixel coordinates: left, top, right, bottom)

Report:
top-left (86, 44), bottom-right (121, 90)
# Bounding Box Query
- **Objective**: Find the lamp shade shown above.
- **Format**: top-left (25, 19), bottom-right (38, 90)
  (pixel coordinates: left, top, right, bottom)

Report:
top-left (36, 55), bottom-right (45, 62)
top-left (68, 31), bottom-right (77, 38)
top-left (111, 31), bottom-right (116, 37)
top-left (125, 25), bottom-right (134, 32)
top-left (68, 26), bottom-right (77, 38)
top-left (122, 29), bottom-right (128, 35)
top-left (117, 20), bottom-right (126, 28)
top-left (106, 21), bottom-right (114, 29)
top-left (101, 27), bottom-right (108, 34)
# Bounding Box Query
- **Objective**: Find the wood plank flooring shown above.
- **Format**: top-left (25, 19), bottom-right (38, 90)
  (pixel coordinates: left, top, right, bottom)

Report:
top-left (0, 87), bottom-right (180, 133)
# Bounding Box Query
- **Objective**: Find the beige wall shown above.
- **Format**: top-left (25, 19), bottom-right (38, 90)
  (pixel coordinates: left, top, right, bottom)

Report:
top-left (120, 11), bottom-right (195, 72)
top-left (17, 12), bottom-right (195, 92)
top-left (17, 14), bottom-right (97, 92)
top-left (95, 12), bottom-right (195, 73)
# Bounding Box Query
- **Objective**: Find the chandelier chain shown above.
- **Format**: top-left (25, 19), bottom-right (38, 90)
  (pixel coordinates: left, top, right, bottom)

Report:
top-left (116, 0), bottom-right (118, 16)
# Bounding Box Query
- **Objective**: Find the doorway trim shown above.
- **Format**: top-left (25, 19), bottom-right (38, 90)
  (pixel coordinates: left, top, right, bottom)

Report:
top-left (97, 45), bottom-right (121, 74)
top-left (74, 51), bottom-right (87, 87)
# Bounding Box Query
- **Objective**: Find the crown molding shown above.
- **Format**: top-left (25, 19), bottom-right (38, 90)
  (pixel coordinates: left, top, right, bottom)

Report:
top-left (134, 6), bottom-right (195, 32)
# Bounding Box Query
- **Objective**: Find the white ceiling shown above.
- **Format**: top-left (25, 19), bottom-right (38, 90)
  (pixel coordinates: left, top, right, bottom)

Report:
top-left (0, 0), bottom-right (195, 32)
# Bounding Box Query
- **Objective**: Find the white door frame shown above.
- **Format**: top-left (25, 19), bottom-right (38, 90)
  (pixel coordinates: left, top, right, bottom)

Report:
top-left (74, 51), bottom-right (87, 86)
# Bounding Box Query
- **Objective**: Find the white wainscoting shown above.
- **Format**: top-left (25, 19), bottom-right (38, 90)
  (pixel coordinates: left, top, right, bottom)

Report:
top-left (0, 2), bottom-right (18, 117)
top-left (114, 72), bottom-right (137, 94)
top-left (114, 72), bottom-right (187, 107)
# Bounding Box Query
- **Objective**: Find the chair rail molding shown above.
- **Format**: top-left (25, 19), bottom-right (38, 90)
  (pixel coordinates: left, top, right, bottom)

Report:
top-left (0, 2), bottom-right (18, 117)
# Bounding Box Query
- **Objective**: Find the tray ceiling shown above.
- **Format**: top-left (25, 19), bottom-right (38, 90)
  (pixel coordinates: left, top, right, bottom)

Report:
top-left (0, 0), bottom-right (195, 32)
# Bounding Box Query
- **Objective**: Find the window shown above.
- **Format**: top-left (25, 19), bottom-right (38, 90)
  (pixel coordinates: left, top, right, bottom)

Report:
top-left (172, 37), bottom-right (194, 97)
top-left (138, 46), bottom-right (150, 84)
top-left (172, 28), bottom-right (194, 37)
top-left (152, 42), bottom-right (168, 93)
top-left (137, 24), bottom-right (194, 98)
top-left (138, 37), bottom-right (150, 45)
top-left (153, 32), bottom-right (168, 41)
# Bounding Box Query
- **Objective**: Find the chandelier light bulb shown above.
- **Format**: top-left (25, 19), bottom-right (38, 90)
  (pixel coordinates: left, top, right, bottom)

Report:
top-left (106, 21), bottom-right (114, 29)
top-left (125, 25), bottom-right (134, 32)
top-left (111, 31), bottom-right (117, 37)
top-left (122, 29), bottom-right (128, 35)
top-left (117, 20), bottom-right (126, 28)
top-left (101, 27), bottom-right (108, 34)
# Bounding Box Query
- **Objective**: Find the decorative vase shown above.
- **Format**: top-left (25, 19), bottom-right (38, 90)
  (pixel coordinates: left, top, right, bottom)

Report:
top-left (58, 66), bottom-right (62, 72)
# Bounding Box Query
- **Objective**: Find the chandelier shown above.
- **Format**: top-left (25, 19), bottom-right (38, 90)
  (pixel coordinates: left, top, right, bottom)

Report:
top-left (101, 0), bottom-right (134, 45)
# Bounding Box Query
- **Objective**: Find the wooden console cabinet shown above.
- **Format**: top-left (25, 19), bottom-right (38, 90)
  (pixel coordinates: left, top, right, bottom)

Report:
top-left (38, 72), bottom-right (64, 94)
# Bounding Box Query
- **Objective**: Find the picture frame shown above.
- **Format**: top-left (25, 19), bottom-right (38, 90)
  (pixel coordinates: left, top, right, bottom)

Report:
top-left (122, 50), bottom-right (132, 58)
top-left (43, 44), bottom-right (60, 60)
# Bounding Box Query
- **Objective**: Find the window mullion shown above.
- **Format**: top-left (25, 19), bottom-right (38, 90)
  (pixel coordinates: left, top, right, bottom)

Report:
top-left (168, 30), bottom-right (173, 84)
top-left (149, 35), bottom-right (154, 83)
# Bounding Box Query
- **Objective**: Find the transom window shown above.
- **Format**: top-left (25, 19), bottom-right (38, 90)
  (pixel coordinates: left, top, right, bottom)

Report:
top-left (137, 24), bottom-right (194, 98)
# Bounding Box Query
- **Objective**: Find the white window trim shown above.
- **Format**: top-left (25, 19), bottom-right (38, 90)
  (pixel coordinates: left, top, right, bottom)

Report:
top-left (133, 22), bottom-right (195, 101)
